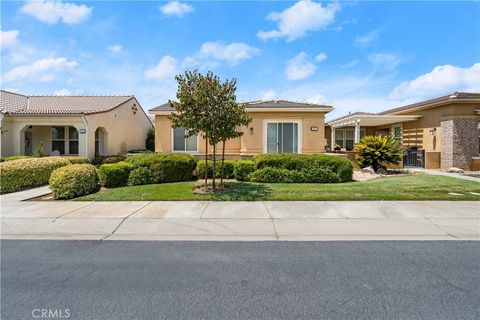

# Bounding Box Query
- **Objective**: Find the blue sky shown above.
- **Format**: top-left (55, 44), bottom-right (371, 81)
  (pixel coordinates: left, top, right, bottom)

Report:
top-left (1, 0), bottom-right (479, 119)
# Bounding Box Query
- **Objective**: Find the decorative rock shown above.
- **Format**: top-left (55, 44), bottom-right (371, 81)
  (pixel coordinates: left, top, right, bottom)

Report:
top-left (447, 167), bottom-right (464, 173)
top-left (360, 166), bottom-right (375, 174)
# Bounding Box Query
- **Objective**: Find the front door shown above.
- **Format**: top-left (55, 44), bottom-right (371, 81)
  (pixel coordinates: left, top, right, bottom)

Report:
top-left (266, 122), bottom-right (299, 153)
top-left (24, 131), bottom-right (33, 156)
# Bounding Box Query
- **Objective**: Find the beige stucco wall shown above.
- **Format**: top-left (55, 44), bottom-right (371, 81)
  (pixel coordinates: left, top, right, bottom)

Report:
top-left (154, 111), bottom-right (327, 155)
top-left (0, 98), bottom-right (153, 159)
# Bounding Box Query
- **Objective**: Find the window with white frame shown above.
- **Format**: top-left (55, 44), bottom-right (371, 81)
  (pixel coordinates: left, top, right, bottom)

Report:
top-left (51, 126), bottom-right (65, 155)
top-left (68, 126), bottom-right (79, 155)
top-left (335, 128), bottom-right (364, 151)
top-left (173, 127), bottom-right (197, 152)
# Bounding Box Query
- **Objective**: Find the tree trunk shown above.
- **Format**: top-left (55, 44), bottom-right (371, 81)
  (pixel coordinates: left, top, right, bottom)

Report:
top-left (212, 143), bottom-right (216, 189)
top-left (220, 139), bottom-right (226, 188)
top-left (204, 137), bottom-right (208, 188)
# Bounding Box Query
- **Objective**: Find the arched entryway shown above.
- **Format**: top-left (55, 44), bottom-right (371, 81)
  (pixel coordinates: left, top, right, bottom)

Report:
top-left (95, 127), bottom-right (108, 156)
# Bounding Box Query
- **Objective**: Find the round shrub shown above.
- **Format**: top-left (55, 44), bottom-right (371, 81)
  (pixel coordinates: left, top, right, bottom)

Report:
top-left (234, 160), bottom-right (256, 181)
top-left (296, 166), bottom-right (340, 183)
top-left (249, 167), bottom-right (294, 183)
top-left (128, 167), bottom-right (152, 186)
top-left (196, 160), bottom-right (235, 179)
top-left (49, 164), bottom-right (98, 199)
top-left (98, 161), bottom-right (133, 188)
top-left (126, 153), bottom-right (196, 183)
top-left (61, 156), bottom-right (90, 164)
top-left (337, 162), bottom-right (353, 182)
top-left (0, 157), bottom-right (71, 194)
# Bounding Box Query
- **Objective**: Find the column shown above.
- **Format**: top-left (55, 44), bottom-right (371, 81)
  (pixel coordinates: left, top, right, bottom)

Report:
top-left (354, 120), bottom-right (361, 144)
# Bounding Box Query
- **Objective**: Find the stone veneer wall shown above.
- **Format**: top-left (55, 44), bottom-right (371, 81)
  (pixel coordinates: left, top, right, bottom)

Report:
top-left (441, 119), bottom-right (479, 169)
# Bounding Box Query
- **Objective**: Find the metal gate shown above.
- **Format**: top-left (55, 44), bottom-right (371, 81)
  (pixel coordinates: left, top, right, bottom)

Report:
top-left (403, 148), bottom-right (425, 168)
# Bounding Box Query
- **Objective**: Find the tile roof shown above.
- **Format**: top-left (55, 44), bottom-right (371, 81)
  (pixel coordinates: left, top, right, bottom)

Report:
top-left (150, 99), bottom-right (332, 112)
top-left (379, 92), bottom-right (480, 115)
top-left (1, 90), bottom-right (134, 115)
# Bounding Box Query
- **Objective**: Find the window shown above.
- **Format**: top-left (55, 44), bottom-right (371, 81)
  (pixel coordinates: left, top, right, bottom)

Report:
top-left (393, 126), bottom-right (402, 143)
top-left (68, 126), bottom-right (79, 155)
top-left (51, 126), bottom-right (65, 155)
top-left (95, 129), bottom-right (100, 155)
top-left (266, 122), bottom-right (299, 153)
top-left (173, 127), bottom-right (197, 152)
top-left (334, 128), bottom-right (357, 151)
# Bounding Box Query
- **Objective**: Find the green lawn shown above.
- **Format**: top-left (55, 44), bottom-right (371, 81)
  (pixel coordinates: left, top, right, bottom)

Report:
top-left (75, 174), bottom-right (480, 201)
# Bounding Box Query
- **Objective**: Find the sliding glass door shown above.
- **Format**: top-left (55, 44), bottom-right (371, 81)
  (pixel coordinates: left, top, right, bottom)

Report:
top-left (266, 122), bottom-right (299, 153)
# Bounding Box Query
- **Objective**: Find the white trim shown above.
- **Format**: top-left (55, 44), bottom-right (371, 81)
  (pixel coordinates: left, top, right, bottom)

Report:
top-left (171, 127), bottom-right (199, 153)
top-left (262, 119), bottom-right (302, 154)
top-left (329, 114), bottom-right (420, 128)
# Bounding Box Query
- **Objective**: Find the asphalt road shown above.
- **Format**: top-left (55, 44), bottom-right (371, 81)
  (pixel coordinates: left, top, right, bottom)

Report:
top-left (1, 240), bottom-right (479, 320)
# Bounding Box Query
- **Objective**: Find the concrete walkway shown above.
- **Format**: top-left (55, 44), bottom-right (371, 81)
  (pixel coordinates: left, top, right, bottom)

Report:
top-left (0, 185), bottom-right (52, 202)
top-left (1, 200), bottom-right (478, 241)
top-left (410, 168), bottom-right (480, 183)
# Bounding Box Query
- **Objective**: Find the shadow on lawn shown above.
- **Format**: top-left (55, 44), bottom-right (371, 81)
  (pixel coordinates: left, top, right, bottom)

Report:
top-left (211, 182), bottom-right (272, 201)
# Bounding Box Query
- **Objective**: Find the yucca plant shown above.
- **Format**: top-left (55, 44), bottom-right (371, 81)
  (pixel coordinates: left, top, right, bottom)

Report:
top-left (355, 135), bottom-right (404, 172)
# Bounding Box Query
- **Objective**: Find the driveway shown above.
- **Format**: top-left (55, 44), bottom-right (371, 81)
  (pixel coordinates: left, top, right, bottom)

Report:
top-left (1, 240), bottom-right (479, 320)
top-left (1, 200), bottom-right (478, 240)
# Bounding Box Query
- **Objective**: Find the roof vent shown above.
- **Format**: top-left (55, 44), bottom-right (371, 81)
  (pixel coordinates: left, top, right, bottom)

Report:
top-left (449, 94), bottom-right (457, 99)
top-left (274, 100), bottom-right (279, 104)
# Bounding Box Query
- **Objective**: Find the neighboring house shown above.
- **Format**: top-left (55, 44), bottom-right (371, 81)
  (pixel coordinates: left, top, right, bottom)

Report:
top-left (0, 90), bottom-right (153, 159)
top-left (326, 92), bottom-right (480, 170)
top-left (150, 100), bottom-right (332, 158)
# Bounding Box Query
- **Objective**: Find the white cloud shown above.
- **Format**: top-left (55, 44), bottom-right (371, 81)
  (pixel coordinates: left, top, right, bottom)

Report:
top-left (315, 52), bottom-right (328, 62)
top-left (285, 52), bottom-right (317, 81)
top-left (1, 30), bottom-right (20, 51)
top-left (2, 57), bottom-right (78, 83)
top-left (354, 29), bottom-right (379, 46)
top-left (389, 63), bottom-right (480, 100)
top-left (53, 88), bottom-right (72, 95)
top-left (107, 44), bottom-right (123, 53)
top-left (341, 60), bottom-right (358, 68)
top-left (261, 89), bottom-right (277, 100)
top-left (257, 0), bottom-right (340, 42)
top-left (144, 55), bottom-right (178, 80)
top-left (20, 0), bottom-right (92, 25)
top-left (184, 41), bottom-right (259, 68)
top-left (368, 53), bottom-right (401, 71)
top-left (159, 1), bottom-right (194, 17)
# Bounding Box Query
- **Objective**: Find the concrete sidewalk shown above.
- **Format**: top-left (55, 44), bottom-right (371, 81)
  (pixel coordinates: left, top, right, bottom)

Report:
top-left (1, 201), bottom-right (478, 241)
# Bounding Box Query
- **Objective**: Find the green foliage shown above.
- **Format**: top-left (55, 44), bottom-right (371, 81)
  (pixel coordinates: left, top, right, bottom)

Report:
top-left (126, 153), bottom-right (196, 183)
top-left (61, 156), bottom-right (90, 164)
top-left (34, 141), bottom-right (46, 157)
top-left (98, 161), bottom-right (133, 188)
top-left (356, 135), bottom-right (404, 172)
top-left (233, 160), bottom-right (256, 181)
top-left (252, 154), bottom-right (353, 182)
top-left (92, 155), bottom-right (126, 166)
top-left (146, 128), bottom-right (155, 151)
top-left (196, 160), bottom-right (235, 179)
top-left (0, 155), bottom-right (31, 162)
top-left (128, 167), bottom-right (153, 186)
top-left (249, 167), bottom-right (294, 183)
top-left (0, 156), bottom-right (71, 193)
top-left (49, 164), bottom-right (98, 199)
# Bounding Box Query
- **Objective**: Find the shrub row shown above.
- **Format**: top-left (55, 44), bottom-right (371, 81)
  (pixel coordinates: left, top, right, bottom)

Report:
top-left (49, 164), bottom-right (98, 199)
top-left (0, 157), bottom-right (71, 193)
top-left (0, 155), bottom-right (31, 162)
top-left (196, 160), bottom-right (235, 179)
top-left (249, 166), bottom-right (340, 183)
top-left (251, 154), bottom-right (353, 183)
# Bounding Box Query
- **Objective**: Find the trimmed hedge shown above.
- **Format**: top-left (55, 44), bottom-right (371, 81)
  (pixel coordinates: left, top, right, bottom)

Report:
top-left (98, 161), bottom-right (133, 188)
top-left (61, 156), bottom-right (90, 164)
top-left (196, 160), bottom-right (235, 179)
top-left (234, 160), bottom-right (256, 181)
top-left (126, 153), bottom-right (196, 183)
top-left (49, 164), bottom-right (98, 199)
top-left (0, 155), bottom-right (31, 162)
top-left (249, 165), bottom-right (341, 183)
top-left (253, 154), bottom-right (353, 182)
top-left (249, 167), bottom-right (294, 183)
top-left (92, 155), bottom-right (126, 166)
top-left (0, 157), bottom-right (71, 193)
top-left (128, 167), bottom-right (153, 186)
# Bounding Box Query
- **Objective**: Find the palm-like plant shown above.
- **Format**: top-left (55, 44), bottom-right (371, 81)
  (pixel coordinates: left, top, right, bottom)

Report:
top-left (355, 135), bottom-right (404, 172)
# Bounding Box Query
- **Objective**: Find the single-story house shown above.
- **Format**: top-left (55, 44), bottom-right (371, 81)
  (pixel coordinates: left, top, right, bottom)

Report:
top-left (326, 92), bottom-right (480, 170)
top-left (149, 100), bottom-right (332, 158)
top-left (0, 90), bottom-right (153, 159)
